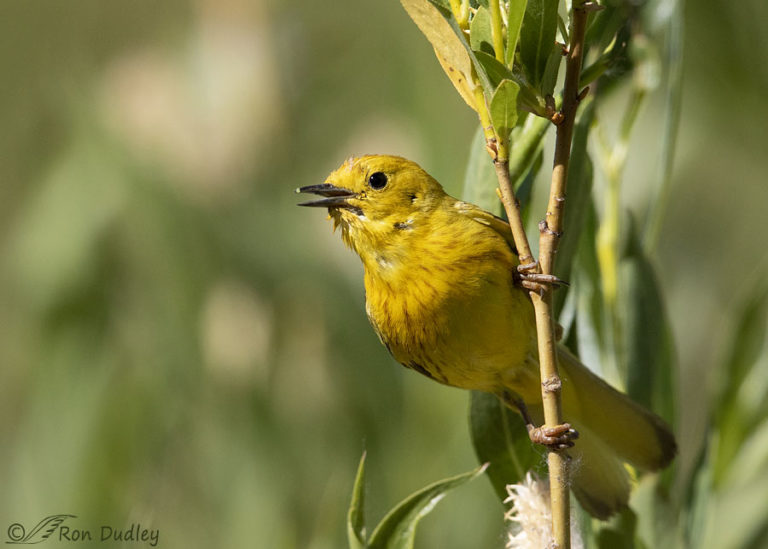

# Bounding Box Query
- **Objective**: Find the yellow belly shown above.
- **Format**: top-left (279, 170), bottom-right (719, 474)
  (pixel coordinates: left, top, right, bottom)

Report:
top-left (364, 257), bottom-right (539, 397)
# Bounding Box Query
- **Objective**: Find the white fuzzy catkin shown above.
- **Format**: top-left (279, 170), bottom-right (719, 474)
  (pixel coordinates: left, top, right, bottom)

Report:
top-left (504, 472), bottom-right (583, 549)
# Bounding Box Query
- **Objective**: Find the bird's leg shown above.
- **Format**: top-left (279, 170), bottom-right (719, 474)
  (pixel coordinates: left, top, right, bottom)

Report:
top-left (502, 392), bottom-right (578, 450)
top-left (513, 261), bottom-right (569, 294)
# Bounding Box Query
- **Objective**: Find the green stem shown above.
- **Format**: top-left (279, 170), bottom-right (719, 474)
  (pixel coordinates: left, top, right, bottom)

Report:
top-left (473, 84), bottom-right (497, 145)
top-left (450, 0), bottom-right (470, 30)
top-left (490, 0), bottom-right (506, 63)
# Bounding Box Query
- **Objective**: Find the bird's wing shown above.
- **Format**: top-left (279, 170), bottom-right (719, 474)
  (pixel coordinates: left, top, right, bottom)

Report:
top-left (453, 201), bottom-right (518, 255)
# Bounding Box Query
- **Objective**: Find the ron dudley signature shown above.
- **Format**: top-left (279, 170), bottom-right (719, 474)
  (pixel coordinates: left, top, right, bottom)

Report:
top-left (6, 515), bottom-right (159, 546)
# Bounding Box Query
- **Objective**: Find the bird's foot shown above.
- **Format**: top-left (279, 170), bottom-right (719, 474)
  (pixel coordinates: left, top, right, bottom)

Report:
top-left (502, 392), bottom-right (579, 450)
top-left (513, 261), bottom-right (569, 294)
top-left (527, 423), bottom-right (579, 450)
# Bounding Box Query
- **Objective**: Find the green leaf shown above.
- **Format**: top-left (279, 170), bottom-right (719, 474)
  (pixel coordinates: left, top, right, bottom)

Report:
top-left (469, 6), bottom-right (493, 55)
top-left (631, 474), bottom-right (680, 549)
top-left (580, 10), bottom-right (635, 91)
top-left (596, 508), bottom-right (639, 549)
top-left (400, 0), bottom-right (477, 110)
top-left (367, 463), bottom-right (487, 549)
top-left (447, 20), bottom-right (495, 94)
top-left (686, 453), bottom-right (713, 549)
top-left (413, 1), bottom-right (497, 100)
top-left (569, 205), bottom-right (610, 378)
top-left (711, 283), bottom-right (768, 485)
top-left (515, 147), bottom-right (543, 226)
top-left (715, 283), bottom-right (768, 414)
top-left (469, 391), bottom-right (539, 501)
top-left (490, 79), bottom-right (520, 135)
top-left (519, 0), bottom-right (559, 90)
top-left (506, 0), bottom-right (528, 65)
top-left (584, 5), bottom-right (630, 57)
top-left (557, 14), bottom-right (568, 44)
top-left (461, 126), bottom-right (502, 214)
top-left (507, 112), bottom-right (550, 187)
top-left (620, 222), bottom-right (676, 426)
top-left (461, 99), bottom-right (549, 221)
top-left (473, 50), bottom-right (511, 88)
top-left (540, 41), bottom-right (563, 97)
top-left (554, 101), bottom-right (595, 316)
top-left (474, 50), bottom-right (546, 116)
top-left (348, 452), bottom-right (368, 549)
top-left (700, 428), bottom-right (768, 549)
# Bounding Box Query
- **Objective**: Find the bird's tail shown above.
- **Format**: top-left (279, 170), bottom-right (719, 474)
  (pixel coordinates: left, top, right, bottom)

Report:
top-left (556, 347), bottom-right (677, 518)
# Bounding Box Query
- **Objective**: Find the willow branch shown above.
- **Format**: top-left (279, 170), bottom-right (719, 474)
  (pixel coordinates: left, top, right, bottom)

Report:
top-left (495, 161), bottom-right (536, 266)
top-left (533, 3), bottom-right (590, 548)
top-left (484, 1), bottom-right (590, 545)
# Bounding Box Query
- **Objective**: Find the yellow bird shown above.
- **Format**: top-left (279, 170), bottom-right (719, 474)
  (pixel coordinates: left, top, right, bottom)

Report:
top-left (298, 155), bottom-right (676, 519)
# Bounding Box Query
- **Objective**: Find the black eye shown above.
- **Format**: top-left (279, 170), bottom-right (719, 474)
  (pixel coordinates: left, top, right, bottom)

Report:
top-left (368, 172), bottom-right (388, 190)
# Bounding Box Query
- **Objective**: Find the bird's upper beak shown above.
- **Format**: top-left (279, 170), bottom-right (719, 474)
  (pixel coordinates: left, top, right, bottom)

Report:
top-left (296, 184), bottom-right (361, 214)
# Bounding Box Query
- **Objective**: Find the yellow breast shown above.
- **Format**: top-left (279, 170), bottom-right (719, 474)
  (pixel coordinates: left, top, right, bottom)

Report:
top-left (362, 208), bottom-right (538, 394)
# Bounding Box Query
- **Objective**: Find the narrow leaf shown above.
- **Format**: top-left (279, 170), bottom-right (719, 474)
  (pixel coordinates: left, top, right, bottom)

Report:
top-left (474, 51), bottom-right (546, 116)
top-left (367, 464), bottom-right (487, 549)
top-left (621, 222), bottom-right (676, 426)
top-left (711, 283), bottom-right (768, 485)
top-left (412, 0), bottom-right (497, 101)
top-left (596, 508), bottom-right (639, 549)
top-left (554, 101), bottom-right (596, 315)
top-left (631, 469), bottom-right (679, 549)
top-left (507, 112), bottom-right (550, 186)
top-left (462, 126), bottom-right (502, 215)
top-left (490, 79), bottom-right (520, 134)
top-left (434, 50), bottom-right (478, 110)
top-left (584, 5), bottom-right (629, 57)
top-left (540, 41), bottom-right (563, 97)
top-left (686, 453), bottom-right (713, 549)
top-left (571, 206), bottom-right (610, 379)
top-left (400, 0), bottom-right (477, 111)
top-left (469, 6), bottom-right (494, 55)
top-left (473, 50), bottom-right (513, 88)
top-left (701, 459), bottom-right (768, 549)
top-left (515, 148), bottom-right (543, 226)
top-left (347, 452), bottom-right (368, 549)
top-left (469, 392), bottom-right (539, 502)
top-left (518, 0), bottom-right (559, 90)
top-left (442, 12), bottom-right (495, 93)
top-left (461, 103), bottom-right (549, 216)
top-left (715, 284), bottom-right (768, 413)
top-left (506, 0), bottom-right (528, 65)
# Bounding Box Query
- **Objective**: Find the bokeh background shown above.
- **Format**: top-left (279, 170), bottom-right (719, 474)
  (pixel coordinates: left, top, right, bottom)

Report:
top-left (1, 0), bottom-right (766, 547)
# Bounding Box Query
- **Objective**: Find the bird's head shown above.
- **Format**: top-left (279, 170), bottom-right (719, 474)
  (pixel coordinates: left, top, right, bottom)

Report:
top-left (297, 155), bottom-right (447, 261)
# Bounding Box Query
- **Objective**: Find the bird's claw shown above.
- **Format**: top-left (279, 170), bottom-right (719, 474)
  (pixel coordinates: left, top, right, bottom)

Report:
top-left (528, 423), bottom-right (579, 450)
top-left (513, 262), bottom-right (568, 294)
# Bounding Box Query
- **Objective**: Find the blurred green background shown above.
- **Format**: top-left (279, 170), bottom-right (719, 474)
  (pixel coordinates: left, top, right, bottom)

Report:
top-left (1, 0), bottom-right (766, 547)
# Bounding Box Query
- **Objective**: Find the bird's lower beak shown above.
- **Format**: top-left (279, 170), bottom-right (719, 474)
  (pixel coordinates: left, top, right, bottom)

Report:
top-left (296, 184), bottom-right (361, 214)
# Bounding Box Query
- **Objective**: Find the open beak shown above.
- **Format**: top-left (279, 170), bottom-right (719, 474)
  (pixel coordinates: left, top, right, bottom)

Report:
top-left (296, 184), bottom-right (362, 214)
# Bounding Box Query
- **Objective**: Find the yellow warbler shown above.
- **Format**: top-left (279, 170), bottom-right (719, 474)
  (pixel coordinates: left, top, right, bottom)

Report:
top-left (298, 155), bottom-right (676, 518)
